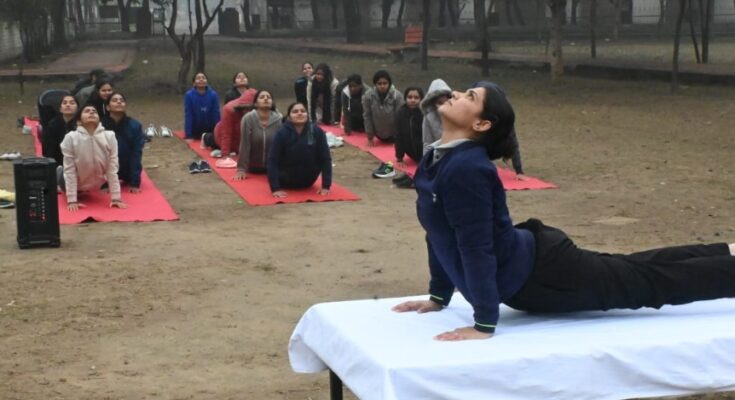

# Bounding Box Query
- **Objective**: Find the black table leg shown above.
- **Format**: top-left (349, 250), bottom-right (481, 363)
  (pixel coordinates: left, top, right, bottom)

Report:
top-left (329, 369), bottom-right (343, 400)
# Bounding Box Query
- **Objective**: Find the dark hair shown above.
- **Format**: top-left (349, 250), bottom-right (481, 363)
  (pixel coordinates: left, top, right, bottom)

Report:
top-left (372, 70), bottom-right (392, 86)
top-left (302, 61), bottom-right (313, 69)
top-left (469, 81), bottom-right (517, 160)
top-left (345, 74), bottom-right (363, 86)
top-left (253, 89), bottom-right (277, 111)
top-left (192, 71), bottom-right (208, 83)
top-left (59, 95), bottom-right (78, 111)
top-left (284, 102), bottom-right (308, 122)
top-left (74, 104), bottom-right (99, 123)
top-left (403, 86), bottom-right (424, 99)
top-left (95, 79), bottom-right (113, 92)
top-left (90, 68), bottom-right (106, 79)
top-left (232, 71), bottom-right (248, 84)
top-left (87, 79), bottom-right (114, 114)
top-left (104, 91), bottom-right (127, 114)
top-left (310, 63), bottom-right (335, 123)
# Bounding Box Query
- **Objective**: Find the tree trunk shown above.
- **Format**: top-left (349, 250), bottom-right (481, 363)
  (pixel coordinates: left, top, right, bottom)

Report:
top-left (687, 0), bottom-right (701, 63)
top-left (396, 0), bottom-right (406, 28)
top-left (658, 0), bottom-right (666, 31)
top-left (117, 0), bottom-right (131, 32)
top-left (242, 0), bottom-right (252, 31)
top-left (672, 0), bottom-right (686, 91)
top-left (448, 0), bottom-right (460, 27)
top-left (343, 0), bottom-right (363, 43)
top-left (311, 0), bottom-right (321, 29)
top-left (590, 0), bottom-right (597, 58)
top-left (422, 0), bottom-right (430, 71)
top-left (381, 0), bottom-right (393, 29)
top-left (439, 0), bottom-right (448, 27)
top-left (571, 0), bottom-right (580, 25)
top-left (536, 0), bottom-right (544, 40)
top-left (330, 0), bottom-right (339, 29)
top-left (194, 0), bottom-right (205, 72)
top-left (701, 0), bottom-right (712, 63)
top-left (611, 0), bottom-right (621, 40)
top-left (51, 0), bottom-right (69, 48)
top-left (549, 0), bottom-right (564, 82)
top-left (479, 0), bottom-right (489, 76)
top-left (474, 0), bottom-right (485, 42)
top-left (74, 0), bottom-right (86, 35)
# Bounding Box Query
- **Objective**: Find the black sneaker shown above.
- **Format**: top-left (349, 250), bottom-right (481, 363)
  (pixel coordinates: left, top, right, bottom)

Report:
top-left (392, 173), bottom-right (415, 189)
top-left (189, 161), bottom-right (201, 174)
top-left (198, 160), bottom-right (212, 173)
top-left (372, 162), bottom-right (395, 179)
top-left (0, 199), bottom-right (15, 209)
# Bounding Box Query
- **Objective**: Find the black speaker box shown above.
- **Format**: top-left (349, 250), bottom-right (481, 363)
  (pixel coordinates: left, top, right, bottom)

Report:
top-left (13, 158), bottom-right (60, 249)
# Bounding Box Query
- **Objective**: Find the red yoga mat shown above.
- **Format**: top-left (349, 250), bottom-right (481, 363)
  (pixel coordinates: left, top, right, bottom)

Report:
top-left (322, 124), bottom-right (557, 191)
top-left (26, 117), bottom-right (179, 224)
top-left (175, 131), bottom-right (360, 206)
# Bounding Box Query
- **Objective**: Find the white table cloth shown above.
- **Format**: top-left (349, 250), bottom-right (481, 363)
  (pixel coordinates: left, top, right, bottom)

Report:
top-left (289, 294), bottom-right (735, 400)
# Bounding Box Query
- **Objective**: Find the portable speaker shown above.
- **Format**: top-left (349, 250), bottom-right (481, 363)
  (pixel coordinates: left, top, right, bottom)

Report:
top-left (13, 158), bottom-right (60, 249)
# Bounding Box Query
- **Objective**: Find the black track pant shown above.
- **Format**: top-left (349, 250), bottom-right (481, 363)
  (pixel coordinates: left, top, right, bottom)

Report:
top-left (506, 218), bottom-right (735, 313)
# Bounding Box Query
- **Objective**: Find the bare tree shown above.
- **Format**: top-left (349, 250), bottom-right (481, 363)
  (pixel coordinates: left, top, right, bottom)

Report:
top-left (609, 0), bottom-right (622, 40)
top-left (0, 0), bottom-right (53, 62)
top-left (570, 0), bottom-right (581, 25)
top-left (672, 0), bottom-right (686, 91)
top-left (381, 0), bottom-right (393, 28)
top-left (687, 0), bottom-right (701, 63)
top-left (330, 0), bottom-right (339, 29)
top-left (51, 0), bottom-right (69, 48)
top-left (422, 0), bottom-right (430, 71)
top-left (396, 0), bottom-right (406, 27)
top-left (477, 0), bottom-right (490, 76)
top-left (700, 0), bottom-right (713, 63)
top-left (658, 0), bottom-right (667, 31)
top-left (590, 0), bottom-right (597, 58)
top-left (310, 0), bottom-right (321, 29)
top-left (164, 0), bottom-right (224, 91)
top-left (547, 0), bottom-right (565, 82)
top-left (343, 0), bottom-right (363, 43)
top-left (241, 0), bottom-right (252, 31)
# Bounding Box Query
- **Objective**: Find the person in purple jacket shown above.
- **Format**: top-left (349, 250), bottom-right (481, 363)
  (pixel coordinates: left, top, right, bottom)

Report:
top-left (184, 71), bottom-right (221, 140)
top-left (393, 81), bottom-right (735, 341)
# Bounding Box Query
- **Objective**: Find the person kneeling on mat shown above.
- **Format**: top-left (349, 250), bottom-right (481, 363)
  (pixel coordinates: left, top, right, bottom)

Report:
top-left (58, 105), bottom-right (127, 211)
top-left (267, 102), bottom-right (331, 198)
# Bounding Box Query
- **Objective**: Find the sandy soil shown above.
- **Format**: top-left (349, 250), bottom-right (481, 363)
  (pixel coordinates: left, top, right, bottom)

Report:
top-left (0, 40), bottom-right (734, 399)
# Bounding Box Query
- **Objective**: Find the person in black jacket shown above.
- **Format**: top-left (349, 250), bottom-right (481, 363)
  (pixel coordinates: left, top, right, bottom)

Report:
top-left (43, 95), bottom-right (78, 166)
top-left (340, 74), bottom-right (365, 134)
top-left (267, 102), bottom-right (332, 198)
top-left (86, 79), bottom-right (114, 118)
top-left (101, 92), bottom-right (146, 192)
top-left (394, 86), bottom-right (424, 166)
top-left (294, 61), bottom-right (313, 105)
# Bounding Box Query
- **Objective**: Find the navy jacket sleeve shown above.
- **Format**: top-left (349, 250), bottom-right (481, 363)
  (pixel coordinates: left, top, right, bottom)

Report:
top-left (427, 236), bottom-right (455, 306)
top-left (440, 161), bottom-right (500, 333)
top-left (267, 130), bottom-right (285, 192)
top-left (184, 91), bottom-right (193, 138)
top-left (314, 126), bottom-right (332, 189)
top-left (129, 120), bottom-right (146, 188)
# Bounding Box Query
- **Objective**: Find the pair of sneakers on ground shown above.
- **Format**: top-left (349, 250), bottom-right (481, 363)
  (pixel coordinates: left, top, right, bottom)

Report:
top-left (372, 161), bottom-right (415, 189)
top-left (189, 160), bottom-right (212, 174)
top-left (146, 125), bottom-right (173, 140)
top-left (0, 151), bottom-right (21, 160)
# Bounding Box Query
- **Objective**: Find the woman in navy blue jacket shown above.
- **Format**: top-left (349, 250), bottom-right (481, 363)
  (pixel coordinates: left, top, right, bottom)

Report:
top-left (393, 81), bottom-right (735, 341)
top-left (102, 92), bottom-right (146, 192)
top-left (184, 71), bottom-right (220, 140)
top-left (267, 102), bottom-right (332, 198)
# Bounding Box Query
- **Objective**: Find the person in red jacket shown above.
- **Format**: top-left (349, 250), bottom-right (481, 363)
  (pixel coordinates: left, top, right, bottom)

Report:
top-left (203, 88), bottom-right (257, 158)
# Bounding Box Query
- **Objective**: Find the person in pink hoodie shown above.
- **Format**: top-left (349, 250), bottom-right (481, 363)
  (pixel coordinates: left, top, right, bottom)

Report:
top-left (202, 88), bottom-right (257, 158)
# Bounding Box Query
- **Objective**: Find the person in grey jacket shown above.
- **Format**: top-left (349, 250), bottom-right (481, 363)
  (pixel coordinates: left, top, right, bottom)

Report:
top-left (420, 79), bottom-right (452, 155)
top-left (362, 70), bottom-right (404, 147)
top-left (235, 90), bottom-right (283, 180)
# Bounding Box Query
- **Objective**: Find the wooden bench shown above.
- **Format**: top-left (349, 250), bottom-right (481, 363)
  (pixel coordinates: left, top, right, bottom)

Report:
top-left (388, 26), bottom-right (423, 63)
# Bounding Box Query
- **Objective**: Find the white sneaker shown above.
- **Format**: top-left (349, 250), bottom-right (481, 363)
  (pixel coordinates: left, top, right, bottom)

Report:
top-left (160, 126), bottom-right (173, 137)
top-left (200, 132), bottom-right (210, 149)
top-left (210, 149), bottom-right (222, 158)
top-left (0, 152), bottom-right (21, 160)
top-left (146, 123), bottom-right (157, 139)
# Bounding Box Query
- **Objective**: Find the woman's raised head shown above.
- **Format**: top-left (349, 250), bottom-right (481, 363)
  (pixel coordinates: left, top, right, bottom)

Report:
top-left (232, 71), bottom-right (249, 87)
top-left (59, 95), bottom-right (78, 115)
top-left (106, 92), bottom-right (127, 114)
top-left (75, 104), bottom-right (100, 126)
top-left (254, 89), bottom-right (276, 111)
top-left (192, 71), bottom-right (208, 86)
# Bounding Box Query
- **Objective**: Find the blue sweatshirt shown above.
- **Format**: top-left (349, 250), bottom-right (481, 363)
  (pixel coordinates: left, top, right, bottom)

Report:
top-left (267, 122), bottom-right (332, 192)
top-left (184, 87), bottom-right (221, 138)
top-left (415, 141), bottom-right (535, 333)
top-left (102, 115), bottom-right (145, 188)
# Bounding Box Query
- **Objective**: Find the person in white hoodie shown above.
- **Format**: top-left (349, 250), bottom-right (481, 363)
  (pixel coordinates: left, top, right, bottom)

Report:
top-left (419, 79), bottom-right (452, 155)
top-left (58, 104), bottom-right (126, 211)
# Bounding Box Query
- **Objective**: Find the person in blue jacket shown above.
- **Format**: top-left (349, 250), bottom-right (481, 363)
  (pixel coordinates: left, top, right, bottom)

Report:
top-left (184, 71), bottom-right (220, 140)
top-left (102, 92), bottom-right (145, 192)
top-left (393, 81), bottom-right (735, 341)
top-left (267, 102), bottom-right (332, 198)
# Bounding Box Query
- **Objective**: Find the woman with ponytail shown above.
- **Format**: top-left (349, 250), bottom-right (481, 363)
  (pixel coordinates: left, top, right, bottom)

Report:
top-left (393, 81), bottom-right (735, 342)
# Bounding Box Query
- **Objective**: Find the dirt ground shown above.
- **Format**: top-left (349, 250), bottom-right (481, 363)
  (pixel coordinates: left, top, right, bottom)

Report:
top-left (0, 39), bottom-right (734, 400)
